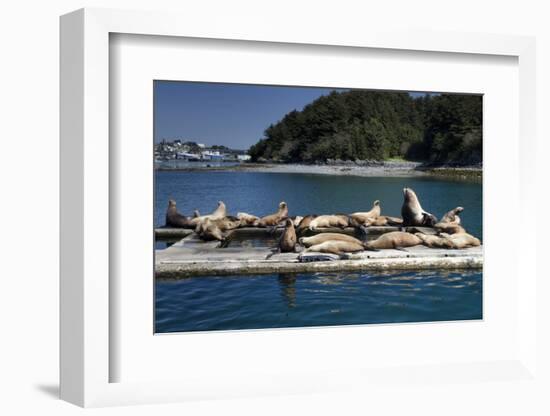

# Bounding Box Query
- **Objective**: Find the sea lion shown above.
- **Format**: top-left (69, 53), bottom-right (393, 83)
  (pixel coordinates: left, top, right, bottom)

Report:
top-left (165, 199), bottom-right (195, 228)
top-left (193, 209), bottom-right (201, 218)
top-left (299, 233), bottom-right (363, 248)
top-left (349, 200), bottom-right (381, 225)
top-left (401, 188), bottom-right (438, 226)
top-left (190, 201), bottom-right (228, 225)
top-left (296, 215), bottom-right (317, 235)
top-left (210, 200), bottom-right (227, 218)
top-left (195, 216), bottom-right (241, 235)
top-left (364, 231), bottom-right (422, 250)
top-left (415, 232), bottom-right (454, 249)
top-left (439, 232), bottom-right (481, 249)
top-left (237, 212), bottom-right (260, 227)
top-left (440, 206), bottom-right (464, 224)
top-left (416, 232), bottom-right (480, 249)
top-left (292, 216), bottom-right (304, 227)
top-left (302, 240), bottom-right (365, 255)
top-left (308, 214), bottom-right (350, 230)
top-left (257, 201), bottom-right (288, 227)
top-left (196, 218), bottom-right (226, 241)
top-left (434, 222), bottom-right (467, 235)
top-left (363, 215), bottom-right (404, 227)
top-left (279, 219), bottom-right (297, 252)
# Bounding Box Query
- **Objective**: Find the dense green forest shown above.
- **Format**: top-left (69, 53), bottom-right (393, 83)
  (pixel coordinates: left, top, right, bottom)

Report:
top-left (248, 91), bottom-right (482, 165)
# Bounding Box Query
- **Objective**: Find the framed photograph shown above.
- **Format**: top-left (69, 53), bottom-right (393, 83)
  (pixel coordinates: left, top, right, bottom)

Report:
top-left (60, 8), bottom-right (538, 407)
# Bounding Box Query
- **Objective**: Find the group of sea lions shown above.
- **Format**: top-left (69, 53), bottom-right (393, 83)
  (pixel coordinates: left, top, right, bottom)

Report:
top-left (164, 187), bottom-right (480, 255)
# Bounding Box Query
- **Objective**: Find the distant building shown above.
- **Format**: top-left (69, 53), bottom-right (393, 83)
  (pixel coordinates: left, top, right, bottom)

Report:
top-left (238, 154), bottom-right (251, 161)
top-left (197, 143), bottom-right (206, 148)
top-left (201, 150), bottom-right (224, 160)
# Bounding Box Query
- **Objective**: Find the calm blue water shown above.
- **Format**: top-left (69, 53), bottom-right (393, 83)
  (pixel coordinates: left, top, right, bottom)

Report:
top-left (155, 171), bottom-right (482, 332)
top-left (156, 271), bottom-right (482, 333)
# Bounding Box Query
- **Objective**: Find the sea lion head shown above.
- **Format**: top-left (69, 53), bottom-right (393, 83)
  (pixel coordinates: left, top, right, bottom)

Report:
top-left (403, 187), bottom-right (422, 207)
top-left (285, 218), bottom-right (294, 227)
top-left (168, 199), bottom-right (177, 208)
top-left (373, 200), bottom-right (380, 206)
top-left (455, 207), bottom-right (464, 214)
top-left (279, 201), bottom-right (287, 209)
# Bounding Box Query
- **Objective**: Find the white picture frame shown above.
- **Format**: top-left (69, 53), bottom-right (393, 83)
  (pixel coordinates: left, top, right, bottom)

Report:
top-left (60, 8), bottom-right (538, 408)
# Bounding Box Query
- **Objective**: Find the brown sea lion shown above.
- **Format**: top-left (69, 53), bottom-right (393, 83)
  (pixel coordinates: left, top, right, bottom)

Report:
top-left (165, 199), bottom-right (195, 228)
top-left (279, 219), bottom-right (297, 252)
top-left (299, 233), bottom-right (363, 248)
top-left (190, 201), bottom-right (228, 225)
top-left (296, 215), bottom-right (317, 235)
top-left (292, 216), bottom-right (304, 227)
top-left (440, 206), bottom-right (464, 224)
top-left (364, 231), bottom-right (422, 250)
top-left (257, 201), bottom-right (288, 227)
top-left (210, 201), bottom-right (227, 218)
top-left (237, 212), bottom-right (260, 227)
top-left (415, 232), bottom-right (454, 249)
top-left (308, 214), bottom-right (349, 230)
top-left (434, 222), bottom-right (467, 235)
top-left (349, 200), bottom-right (381, 225)
top-left (401, 188), bottom-right (438, 226)
top-left (439, 232), bottom-right (481, 249)
top-left (195, 216), bottom-right (241, 235)
top-left (197, 218), bottom-right (225, 241)
top-left (363, 215), bottom-right (404, 227)
top-left (302, 240), bottom-right (365, 255)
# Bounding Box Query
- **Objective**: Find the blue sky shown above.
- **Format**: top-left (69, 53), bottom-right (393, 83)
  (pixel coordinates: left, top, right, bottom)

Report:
top-left (154, 81), bottom-right (431, 150)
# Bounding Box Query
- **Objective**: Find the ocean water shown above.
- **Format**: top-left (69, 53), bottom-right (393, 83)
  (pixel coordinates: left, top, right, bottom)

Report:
top-left (155, 270), bottom-right (482, 333)
top-left (155, 170), bottom-right (483, 332)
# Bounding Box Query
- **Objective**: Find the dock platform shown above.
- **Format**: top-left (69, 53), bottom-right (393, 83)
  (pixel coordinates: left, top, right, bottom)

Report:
top-left (155, 226), bottom-right (483, 279)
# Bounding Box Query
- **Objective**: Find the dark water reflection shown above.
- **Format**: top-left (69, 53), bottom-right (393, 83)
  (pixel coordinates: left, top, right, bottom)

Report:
top-left (155, 270), bottom-right (482, 333)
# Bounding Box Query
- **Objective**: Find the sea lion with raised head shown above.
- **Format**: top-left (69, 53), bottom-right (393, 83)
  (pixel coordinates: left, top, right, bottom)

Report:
top-left (279, 219), bottom-right (297, 252)
top-left (302, 240), bottom-right (364, 255)
top-left (401, 188), bottom-right (438, 227)
top-left (165, 199), bottom-right (195, 228)
top-left (257, 201), bottom-right (288, 227)
top-left (299, 233), bottom-right (363, 248)
top-left (190, 201), bottom-right (228, 225)
top-left (364, 231), bottom-right (422, 250)
top-left (308, 214), bottom-right (350, 230)
top-left (193, 209), bottom-right (201, 218)
top-left (440, 206), bottom-right (464, 224)
top-left (349, 200), bottom-right (381, 225)
top-left (210, 201), bottom-right (227, 218)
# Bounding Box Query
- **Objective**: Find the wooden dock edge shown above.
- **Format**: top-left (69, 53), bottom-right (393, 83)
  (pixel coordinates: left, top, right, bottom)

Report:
top-left (155, 255), bottom-right (483, 279)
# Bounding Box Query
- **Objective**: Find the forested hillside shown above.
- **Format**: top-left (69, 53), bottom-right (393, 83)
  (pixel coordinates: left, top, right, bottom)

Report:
top-left (248, 91), bottom-right (482, 165)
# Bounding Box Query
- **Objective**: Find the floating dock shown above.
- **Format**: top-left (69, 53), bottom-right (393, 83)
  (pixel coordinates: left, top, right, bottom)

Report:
top-left (155, 226), bottom-right (483, 279)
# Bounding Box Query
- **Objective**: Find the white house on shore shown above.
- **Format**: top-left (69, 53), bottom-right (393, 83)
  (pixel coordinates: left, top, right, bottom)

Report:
top-left (238, 154), bottom-right (251, 161)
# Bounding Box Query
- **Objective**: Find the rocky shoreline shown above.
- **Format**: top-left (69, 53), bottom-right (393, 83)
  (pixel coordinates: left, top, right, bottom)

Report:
top-left (156, 160), bottom-right (482, 180)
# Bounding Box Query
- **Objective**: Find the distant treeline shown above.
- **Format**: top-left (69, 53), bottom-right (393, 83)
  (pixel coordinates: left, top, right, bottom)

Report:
top-left (248, 91), bottom-right (482, 165)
